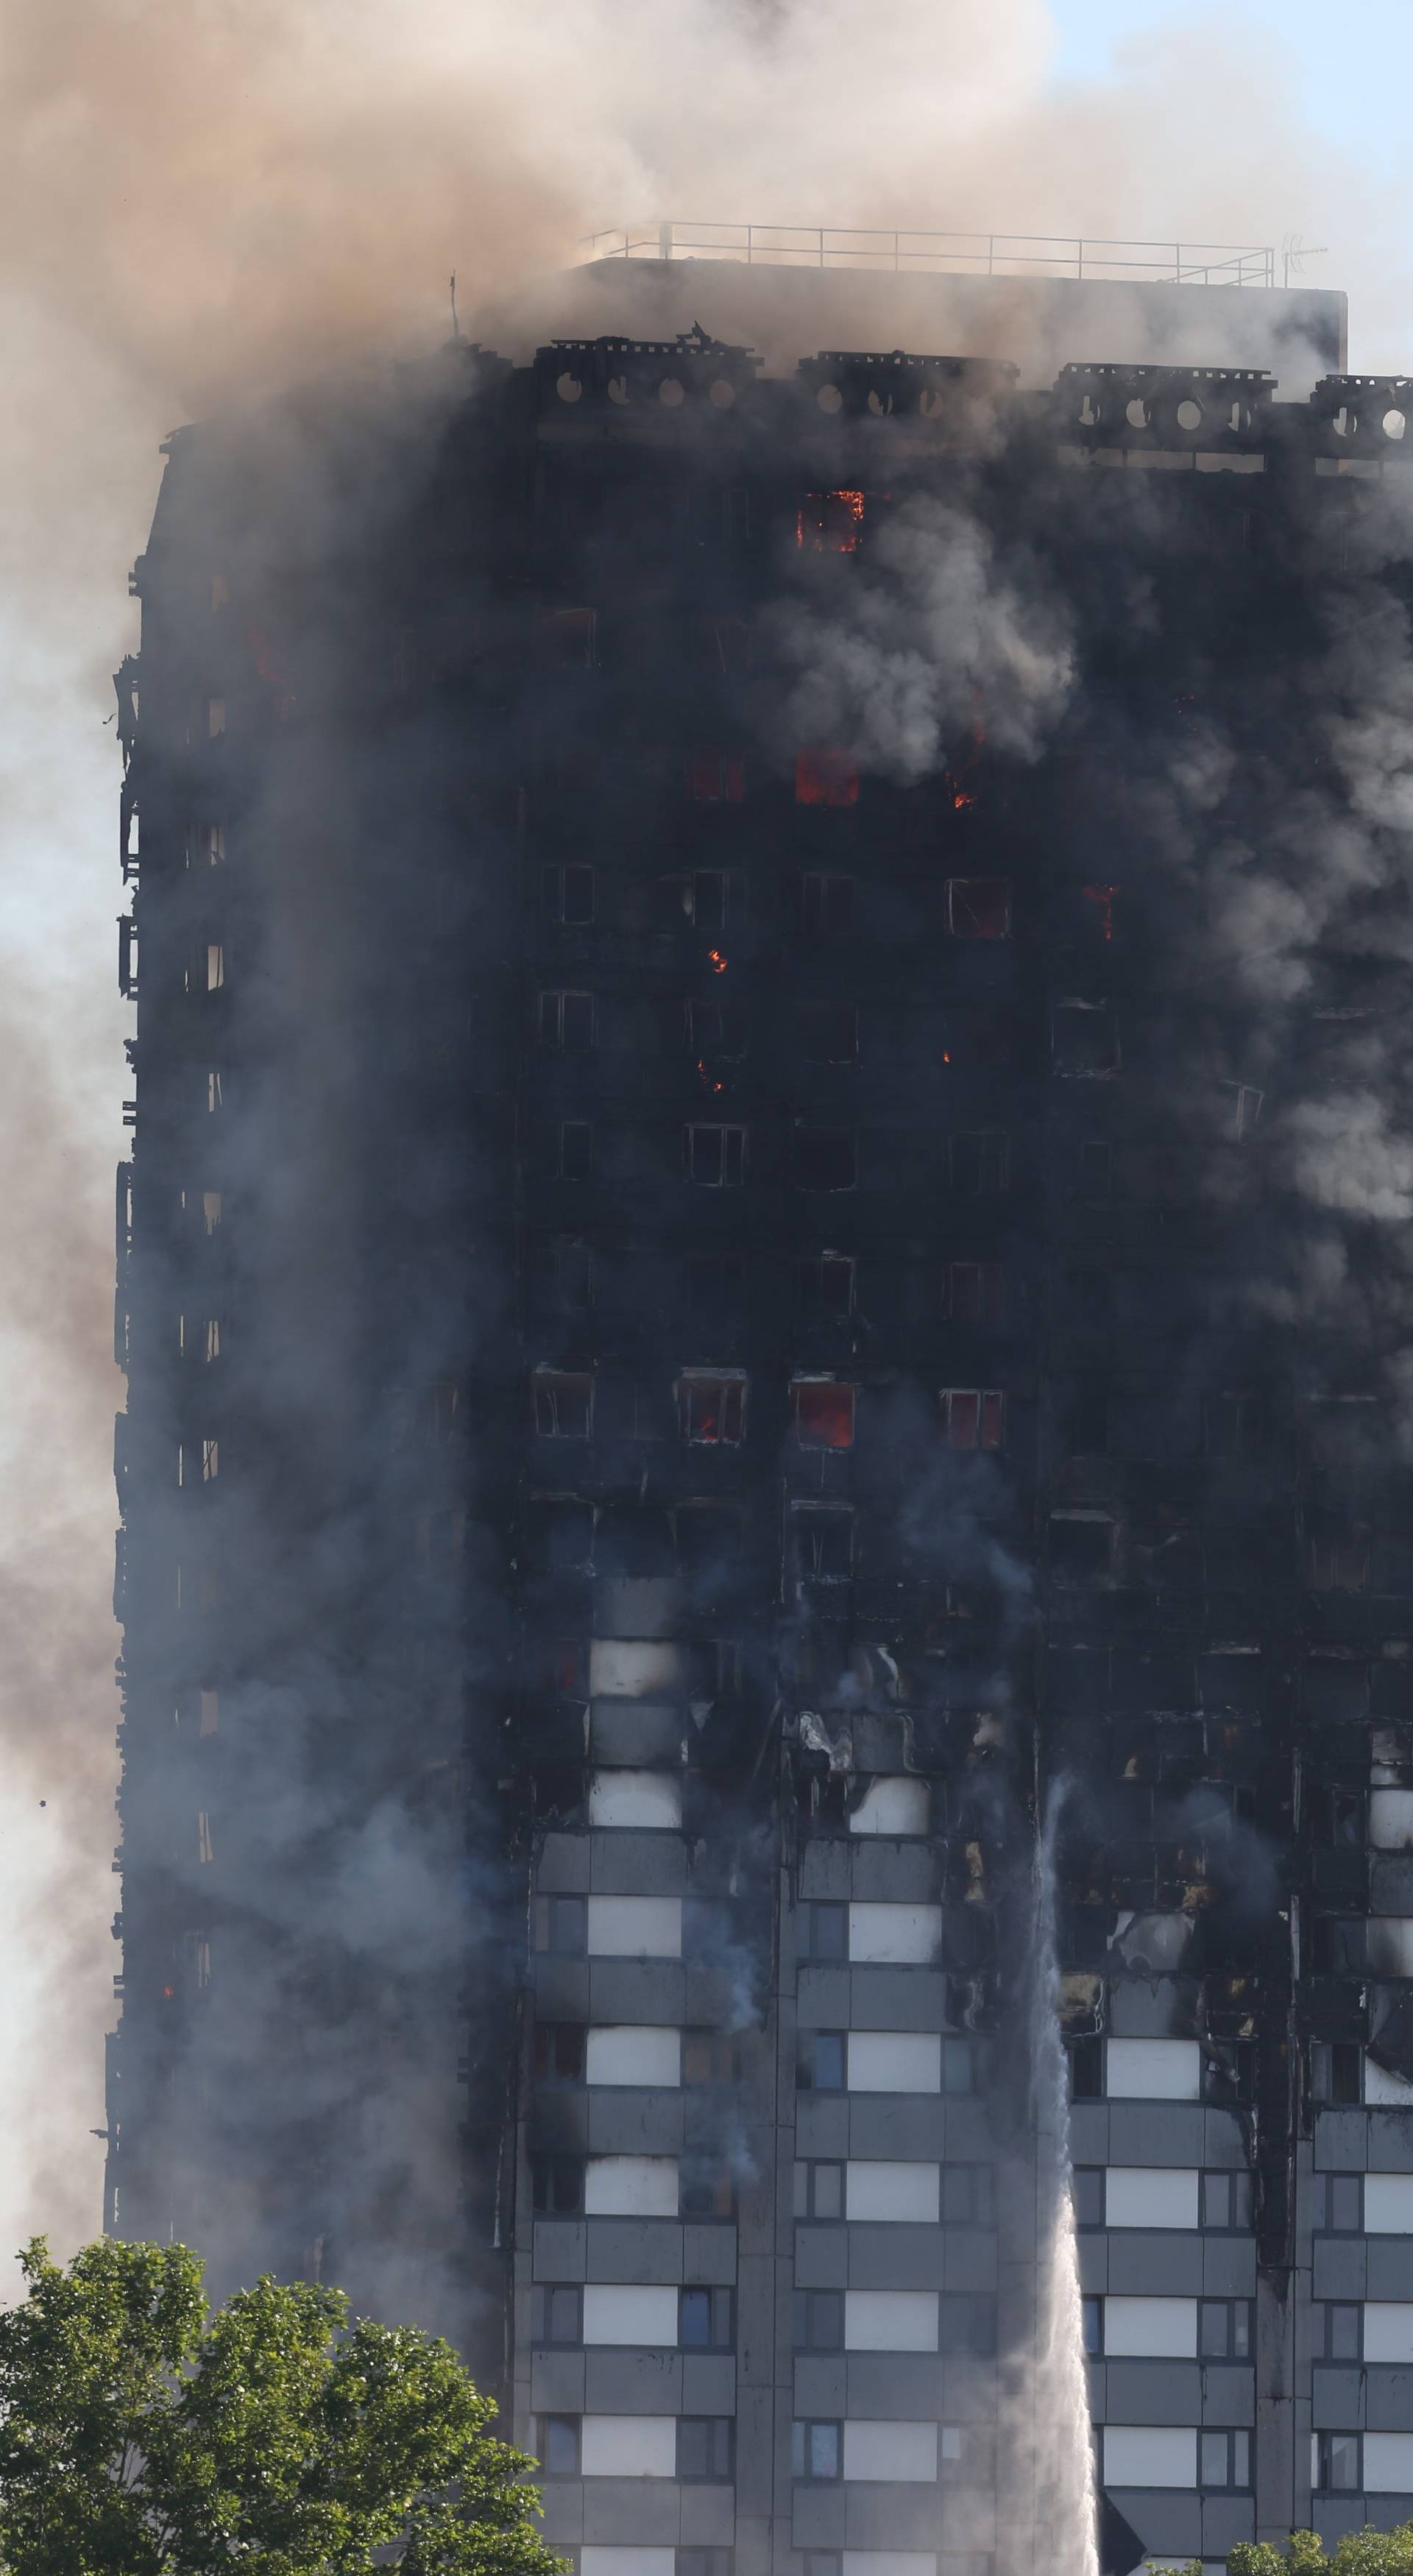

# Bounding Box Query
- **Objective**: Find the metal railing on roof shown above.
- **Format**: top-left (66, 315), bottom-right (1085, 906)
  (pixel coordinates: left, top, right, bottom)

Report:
top-left (581, 223), bottom-right (1277, 289)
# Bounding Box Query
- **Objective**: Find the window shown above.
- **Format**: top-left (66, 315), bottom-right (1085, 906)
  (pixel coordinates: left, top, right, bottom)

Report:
top-left (207, 697), bottom-right (226, 737)
top-left (1201, 2171), bottom-right (1253, 2231)
top-left (946, 878), bottom-right (1010, 939)
top-left (685, 1124), bottom-right (746, 1186)
top-left (797, 1252), bottom-right (856, 1315)
top-left (943, 1264), bottom-right (1005, 1323)
top-left (681, 2029), bottom-right (737, 2084)
top-left (1310, 2041), bottom-right (1362, 2104)
top-left (196, 1812), bottom-right (214, 1864)
top-left (1083, 882), bottom-right (1116, 939)
top-left (790, 1506), bottom-right (854, 1584)
top-left (1200, 2299), bottom-right (1253, 2358)
top-left (1082, 2296), bottom-right (1102, 2354)
top-left (200, 1439), bottom-right (219, 1482)
top-left (942, 2165), bottom-right (996, 2225)
top-left (680, 2168), bottom-right (736, 2221)
top-left (205, 942), bottom-right (225, 992)
top-left (674, 1503), bottom-right (745, 1574)
top-left (678, 2418), bottom-right (733, 2481)
top-left (1069, 2038), bottom-right (1102, 2100)
top-left (687, 999), bottom-right (746, 1059)
top-left (940, 1389), bottom-right (1005, 1451)
top-left (530, 2156), bottom-right (584, 2215)
top-left (537, 2416), bottom-right (581, 2477)
top-left (1072, 2168), bottom-right (1105, 2230)
top-left (679, 2555), bottom-right (734, 2576)
top-left (533, 1895), bottom-right (587, 1956)
top-left (676, 1371), bottom-right (746, 1445)
top-left (1048, 1512), bottom-right (1113, 1584)
top-left (794, 1128), bottom-right (857, 1191)
top-left (680, 2288), bottom-right (734, 2349)
top-left (541, 863), bottom-right (596, 926)
top-left (793, 2160), bottom-right (844, 2219)
top-left (1200, 2430), bottom-right (1250, 2490)
top-left (940, 2293), bottom-right (997, 2358)
top-left (531, 2286), bottom-right (582, 2345)
top-left (182, 1929), bottom-right (211, 1989)
top-left (204, 1320), bottom-right (222, 1362)
top-left (685, 751), bottom-right (745, 804)
top-left (1322, 2302), bottom-right (1362, 2361)
top-left (544, 1236), bottom-right (594, 1312)
top-left (949, 1130), bottom-right (1010, 1195)
top-left (198, 1691), bottom-right (219, 1738)
top-left (796, 750), bottom-right (858, 807)
top-left (687, 869), bottom-right (743, 936)
top-left (533, 1371), bottom-right (593, 1438)
top-left (556, 1121), bottom-right (593, 1180)
top-left (1313, 2174), bottom-right (1363, 2233)
top-left (797, 489), bottom-right (865, 551)
top-left (790, 1379), bottom-right (855, 1448)
top-left (798, 1003), bottom-right (858, 1063)
top-left (1052, 1000), bottom-right (1119, 1078)
top-left (542, 606), bottom-right (596, 668)
top-left (798, 1902), bottom-right (847, 1961)
top-left (1314, 2432), bottom-right (1361, 2494)
top-left (206, 1071), bottom-right (223, 1114)
top-left (533, 2023), bottom-right (586, 2083)
top-left (792, 2421), bottom-right (842, 2480)
top-left (539, 989), bottom-right (595, 1052)
top-left (200, 1190), bottom-right (222, 1236)
top-left (794, 2290), bottom-right (844, 2350)
top-left (798, 2032), bottom-right (846, 2091)
top-left (801, 872), bottom-right (854, 938)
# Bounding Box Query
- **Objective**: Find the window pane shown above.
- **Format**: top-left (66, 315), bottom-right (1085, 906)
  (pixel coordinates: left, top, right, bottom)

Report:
top-left (1198, 2301), bottom-right (1228, 2357)
top-left (809, 2422), bottom-right (840, 2479)
top-left (681, 2290), bottom-right (711, 2346)
top-left (1200, 2432), bottom-right (1228, 2488)
top-left (813, 2162), bottom-right (842, 2218)
top-left (1330, 2304), bottom-right (1361, 2360)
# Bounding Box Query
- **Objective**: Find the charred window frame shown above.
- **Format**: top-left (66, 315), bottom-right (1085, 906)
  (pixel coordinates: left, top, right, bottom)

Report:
top-left (532, 1370), bottom-right (594, 1439)
top-left (533, 2023), bottom-right (587, 2083)
top-left (797, 1251), bottom-right (856, 1316)
top-left (793, 2159), bottom-right (843, 2219)
top-left (530, 2156), bottom-right (585, 2215)
top-left (684, 751), bottom-right (746, 806)
top-left (680, 2287), bottom-right (734, 2349)
top-left (946, 877), bottom-right (1012, 940)
top-left (676, 1370), bottom-right (746, 1446)
top-left (674, 1502), bottom-right (746, 1575)
top-left (795, 750), bottom-right (859, 807)
top-left (940, 1388), bottom-right (1006, 1451)
top-left (790, 1504), bottom-right (855, 1588)
top-left (801, 871), bottom-right (855, 938)
top-left (687, 868), bottom-right (745, 935)
top-left (1052, 1000), bottom-right (1120, 1079)
top-left (949, 1130), bottom-right (1010, 1195)
top-left (684, 1125), bottom-right (746, 1187)
top-left (538, 988), bottom-right (596, 1053)
top-left (943, 1263), bottom-right (1005, 1323)
top-left (1047, 1510), bottom-right (1115, 1586)
top-left (796, 488), bottom-right (865, 552)
top-left (541, 863), bottom-right (596, 926)
top-left (531, 2285), bottom-right (583, 2345)
top-left (793, 2290), bottom-right (843, 2351)
top-left (789, 1377), bottom-right (856, 1449)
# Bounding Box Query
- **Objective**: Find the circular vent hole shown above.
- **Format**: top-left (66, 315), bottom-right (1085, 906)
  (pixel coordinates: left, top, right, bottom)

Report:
top-left (556, 372), bottom-right (583, 404)
top-left (816, 383), bottom-right (843, 414)
top-left (606, 375), bottom-right (628, 406)
top-left (708, 378), bottom-right (736, 409)
top-left (1334, 405), bottom-right (1356, 439)
top-left (1176, 398), bottom-right (1203, 433)
top-left (867, 389), bottom-right (893, 417)
top-left (659, 376), bottom-right (684, 408)
top-left (1125, 397), bottom-right (1149, 431)
top-left (1385, 408), bottom-right (1407, 441)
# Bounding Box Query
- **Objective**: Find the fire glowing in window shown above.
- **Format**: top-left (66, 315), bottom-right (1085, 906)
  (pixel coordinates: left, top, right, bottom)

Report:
top-left (790, 1379), bottom-right (856, 1449)
top-left (796, 749), bottom-right (859, 808)
top-left (686, 750), bottom-right (745, 804)
top-left (946, 879), bottom-right (1010, 940)
top-left (796, 489), bottom-right (866, 553)
top-left (1083, 883), bottom-right (1116, 940)
top-left (943, 724), bottom-right (985, 810)
top-left (940, 1388), bottom-right (1006, 1451)
top-left (676, 1372), bottom-right (747, 1446)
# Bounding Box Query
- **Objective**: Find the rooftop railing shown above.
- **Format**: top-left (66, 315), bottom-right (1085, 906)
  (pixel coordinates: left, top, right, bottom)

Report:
top-left (581, 223), bottom-right (1277, 289)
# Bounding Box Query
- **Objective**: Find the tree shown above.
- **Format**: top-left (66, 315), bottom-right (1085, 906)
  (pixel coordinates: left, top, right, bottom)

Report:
top-left (0, 2237), bottom-right (567, 2575)
top-left (1227, 2533), bottom-right (1413, 2576)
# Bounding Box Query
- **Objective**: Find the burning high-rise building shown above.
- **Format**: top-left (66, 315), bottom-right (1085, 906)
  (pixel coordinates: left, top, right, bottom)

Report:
top-left (109, 231), bottom-right (1413, 2574)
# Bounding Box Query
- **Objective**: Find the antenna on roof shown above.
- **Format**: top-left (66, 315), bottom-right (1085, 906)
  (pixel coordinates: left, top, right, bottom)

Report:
top-left (1282, 234), bottom-right (1329, 290)
top-left (449, 273), bottom-right (461, 341)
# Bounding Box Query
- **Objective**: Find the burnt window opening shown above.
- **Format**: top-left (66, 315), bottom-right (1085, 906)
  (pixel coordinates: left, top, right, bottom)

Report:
top-left (798, 1002), bottom-right (858, 1064)
top-left (528, 1498), bottom-right (595, 1574)
top-left (1306, 1788), bottom-right (1364, 1849)
top-left (1308, 1528), bottom-right (1370, 1593)
top-left (680, 2168), bottom-right (737, 2222)
top-left (685, 1124), bottom-right (746, 1187)
top-left (793, 2289), bottom-right (844, 2350)
top-left (688, 1252), bottom-right (743, 1316)
top-left (556, 1121), bottom-right (593, 1181)
top-left (790, 1507), bottom-right (855, 1588)
top-left (1310, 2041), bottom-right (1362, 2105)
top-left (1048, 1512), bottom-right (1115, 1586)
top-left (1308, 1916), bottom-right (1367, 1974)
top-left (943, 1263), bottom-right (1005, 1324)
top-left (790, 1378), bottom-right (856, 1449)
top-left (538, 988), bottom-right (595, 1052)
top-left (533, 1894), bottom-right (587, 1956)
top-left (1061, 1374), bottom-right (1108, 1454)
top-left (794, 1128), bottom-right (857, 1192)
top-left (595, 1505), bottom-right (675, 1578)
top-left (685, 750), bottom-right (745, 804)
top-left (546, 1235), bottom-right (595, 1310)
top-left (687, 998), bottom-right (746, 1059)
top-left (683, 868), bottom-right (745, 938)
top-left (946, 877), bottom-right (1011, 940)
top-left (795, 749), bottom-right (859, 808)
top-left (1068, 2037), bottom-right (1102, 2100)
top-left (797, 2030), bottom-right (846, 2090)
top-left (542, 606), bottom-right (597, 668)
top-left (533, 2022), bottom-right (587, 2082)
top-left (1220, 1079), bottom-right (1265, 1141)
top-left (681, 2287), bottom-right (734, 2349)
top-left (528, 1636), bottom-right (587, 1699)
top-left (682, 2028), bottom-right (739, 2084)
top-left (1052, 1001), bottom-right (1120, 1079)
top-left (676, 1371), bottom-right (747, 1446)
top-left (676, 1503), bottom-right (746, 1573)
top-left (1082, 882), bottom-right (1116, 940)
top-left (798, 1252), bottom-right (856, 1316)
top-left (950, 1131), bottom-right (1010, 1195)
top-left (940, 1389), bottom-right (1005, 1451)
top-left (796, 489), bottom-right (865, 552)
top-left (695, 613), bottom-right (753, 674)
top-left (801, 871), bottom-right (854, 938)
top-left (541, 863), bottom-right (596, 926)
top-left (532, 1371), bottom-right (594, 1439)
top-left (531, 2285), bottom-right (582, 2345)
top-left (941, 1011), bottom-right (1011, 1070)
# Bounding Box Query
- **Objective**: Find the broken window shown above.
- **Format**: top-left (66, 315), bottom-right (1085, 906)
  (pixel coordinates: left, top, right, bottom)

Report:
top-left (940, 1389), bottom-right (1005, 1451)
top-left (796, 489), bottom-right (865, 552)
top-left (1082, 883), bottom-right (1116, 939)
top-left (801, 872), bottom-right (854, 938)
top-left (941, 1011), bottom-right (1011, 1069)
top-left (687, 999), bottom-right (746, 1058)
top-left (676, 1503), bottom-right (746, 1570)
top-left (790, 1378), bottom-right (856, 1448)
top-left (943, 1263), bottom-right (1005, 1323)
top-left (595, 1505), bottom-right (674, 1576)
top-left (195, 822), bottom-right (224, 868)
top-left (541, 863), bottom-right (595, 925)
top-left (196, 1812), bottom-right (214, 1865)
top-left (206, 1071), bottom-right (222, 1114)
top-left (530, 2155), bottom-right (585, 2214)
top-left (688, 1252), bottom-right (742, 1316)
top-left (547, 1236), bottom-right (595, 1309)
top-left (797, 1252), bottom-right (856, 1315)
top-left (682, 2029), bottom-right (738, 2084)
top-left (1308, 1527), bottom-right (1370, 1593)
top-left (1052, 1001), bottom-right (1119, 1078)
top-left (685, 1124), bottom-right (746, 1186)
top-left (684, 868), bottom-right (744, 937)
top-left (798, 1003), bottom-right (858, 1063)
top-left (949, 1131), bottom-right (1010, 1195)
top-left (533, 1370), bottom-right (594, 1438)
top-left (676, 1371), bottom-right (746, 1446)
top-left (790, 1505), bottom-right (855, 1584)
top-left (685, 750), bottom-right (745, 804)
top-left (533, 2021), bottom-right (587, 2081)
top-left (538, 989), bottom-right (595, 1052)
top-left (200, 1440), bottom-right (219, 1482)
top-left (1049, 1512), bottom-right (1114, 1585)
top-left (198, 1689), bottom-right (219, 1737)
top-left (542, 606), bottom-right (596, 668)
top-left (527, 1498), bottom-right (594, 1573)
top-left (534, 1894), bottom-right (587, 1956)
top-left (946, 878), bottom-right (1011, 940)
top-left (1219, 1080), bottom-right (1264, 1140)
top-left (206, 943), bottom-right (225, 991)
top-left (795, 749), bottom-right (859, 807)
top-left (794, 1128), bottom-right (856, 1192)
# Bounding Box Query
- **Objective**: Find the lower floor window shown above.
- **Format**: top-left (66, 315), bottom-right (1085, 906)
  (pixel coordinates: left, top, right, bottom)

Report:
top-left (1200, 2429), bottom-right (1250, 2489)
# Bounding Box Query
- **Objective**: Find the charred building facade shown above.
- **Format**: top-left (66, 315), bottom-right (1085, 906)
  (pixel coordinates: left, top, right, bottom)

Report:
top-left (110, 274), bottom-right (1413, 2575)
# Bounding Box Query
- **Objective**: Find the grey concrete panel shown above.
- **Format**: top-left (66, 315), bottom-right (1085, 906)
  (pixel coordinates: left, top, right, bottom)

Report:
top-left (849, 1845), bottom-right (938, 1902)
top-left (1314, 2501), bottom-right (1371, 2547)
top-left (534, 2221), bottom-right (587, 2281)
top-left (1363, 2242), bottom-right (1413, 2297)
top-left (848, 1968), bottom-right (949, 2031)
top-left (846, 2355), bottom-right (946, 2417)
top-left (534, 1959), bottom-right (591, 2019)
top-left (794, 2225), bottom-right (848, 2287)
top-left (539, 2486), bottom-right (585, 2545)
top-left (1203, 2497), bottom-right (1256, 2553)
top-left (797, 1966), bottom-right (851, 2025)
top-left (589, 1831), bottom-right (689, 1895)
top-left (584, 2349), bottom-right (683, 2411)
top-left (1102, 2360), bottom-right (1203, 2421)
top-left (943, 2231), bottom-right (1001, 2292)
top-left (1107, 2234), bottom-right (1205, 2294)
top-left (1315, 2112), bottom-right (1369, 2171)
top-left (1108, 2103), bottom-right (1206, 2163)
top-left (847, 2226), bottom-right (947, 2290)
top-left (1202, 2239), bottom-right (1256, 2296)
top-left (590, 1704), bottom-right (685, 1767)
top-left (685, 1964), bottom-right (757, 2025)
top-left (1070, 2104), bottom-right (1111, 2162)
top-left (681, 2226), bottom-right (738, 2284)
top-left (844, 2487), bottom-right (946, 2549)
top-left (682, 2355), bottom-right (737, 2414)
top-left (941, 2362), bottom-right (1001, 2423)
top-left (1311, 2368), bottom-right (1365, 2430)
top-left (588, 1960), bottom-right (687, 2022)
top-left (1313, 2241), bottom-right (1368, 2299)
top-left (534, 2093), bottom-right (589, 2151)
top-left (800, 1844), bottom-right (851, 1900)
top-left (737, 2254), bottom-right (773, 2385)
top-left (1078, 2236), bottom-right (1110, 2293)
top-left (1368, 2115), bottom-right (1413, 2173)
top-left (940, 2099), bottom-right (995, 2159)
top-left (796, 2095), bottom-right (849, 2156)
top-left (791, 2488), bottom-right (846, 2549)
top-left (536, 1833), bottom-right (592, 1893)
top-left (733, 2383), bottom-right (773, 2516)
top-left (1113, 2492), bottom-right (1201, 2555)
top-left (1088, 2362), bottom-right (1108, 2418)
top-left (531, 2352), bottom-right (587, 2411)
top-left (592, 1578), bottom-right (684, 1639)
top-left (846, 2099), bottom-right (948, 2158)
top-left (1108, 1979), bottom-right (1183, 2037)
top-left (1372, 1858), bottom-right (1413, 1915)
top-left (587, 2093), bottom-right (684, 2154)
top-left (1202, 2366), bottom-right (1256, 2424)
top-left (1364, 2368), bottom-right (1413, 2430)
top-left (794, 2357), bottom-right (848, 2414)
top-left (585, 2220), bottom-right (684, 2282)
top-left (581, 2481), bottom-right (681, 2546)
top-left (1203, 2111), bottom-right (1251, 2168)
top-left (679, 2483), bottom-right (737, 2545)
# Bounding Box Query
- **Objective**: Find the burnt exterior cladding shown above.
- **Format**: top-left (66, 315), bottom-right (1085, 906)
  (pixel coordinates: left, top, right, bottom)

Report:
top-left (111, 323), bottom-right (1413, 2576)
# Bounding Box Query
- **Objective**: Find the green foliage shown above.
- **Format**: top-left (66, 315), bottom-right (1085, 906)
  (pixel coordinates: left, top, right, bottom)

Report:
top-left (1228, 2527), bottom-right (1413, 2575)
top-left (0, 2238), bottom-right (567, 2576)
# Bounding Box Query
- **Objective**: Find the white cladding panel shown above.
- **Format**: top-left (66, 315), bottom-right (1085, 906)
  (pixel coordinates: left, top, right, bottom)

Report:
top-left (849, 1903), bottom-right (942, 1964)
top-left (847, 2032), bottom-right (941, 2094)
top-left (586, 2025), bottom-right (681, 2088)
top-left (1364, 2304), bottom-right (1413, 2362)
top-left (843, 2559), bottom-right (937, 2576)
top-left (1366, 2174), bottom-right (1413, 2233)
top-left (581, 2285), bottom-right (679, 2345)
top-left (1106, 2039), bottom-right (1201, 2101)
top-left (581, 2555), bottom-right (674, 2576)
top-left (1365, 2434), bottom-right (1413, 2492)
top-left (1370, 1790), bottom-right (1413, 1850)
top-left (1102, 2298), bottom-right (1198, 2357)
top-left (842, 2421), bottom-right (939, 2483)
top-left (588, 1641), bottom-right (690, 1699)
top-left (846, 2162), bottom-right (941, 2223)
top-left (583, 2156), bottom-right (678, 2216)
top-left (849, 1778), bottom-right (930, 1836)
top-left (588, 1770), bottom-right (682, 1830)
top-left (578, 2416), bottom-right (677, 2478)
top-left (845, 2290), bottom-right (940, 2351)
top-left (1366, 2057), bottom-right (1413, 2106)
top-left (586, 1895), bottom-right (682, 1957)
top-left (1102, 2426), bottom-right (1197, 2487)
top-left (1105, 2168), bottom-right (1200, 2229)
top-left (1368, 1919), bottom-right (1413, 1978)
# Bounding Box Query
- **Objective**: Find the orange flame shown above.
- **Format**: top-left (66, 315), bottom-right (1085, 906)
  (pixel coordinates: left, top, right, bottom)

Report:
top-left (706, 949), bottom-right (727, 974)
